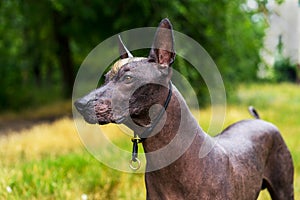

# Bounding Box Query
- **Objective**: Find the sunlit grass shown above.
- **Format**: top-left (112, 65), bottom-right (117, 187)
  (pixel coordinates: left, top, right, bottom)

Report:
top-left (0, 83), bottom-right (299, 199)
top-left (0, 118), bottom-right (145, 199)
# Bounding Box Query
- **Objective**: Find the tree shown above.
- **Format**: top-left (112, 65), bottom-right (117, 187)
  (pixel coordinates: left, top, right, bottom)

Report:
top-left (274, 35), bottom-right (297, 82)
top-left (0, 0), bottom-right (274, 110)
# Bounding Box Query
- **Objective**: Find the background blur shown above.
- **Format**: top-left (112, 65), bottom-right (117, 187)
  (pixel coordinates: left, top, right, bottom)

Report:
top-left (0, 0), bottom-right (299, 199)
top-left (0, 0), bottom-right (298, 111)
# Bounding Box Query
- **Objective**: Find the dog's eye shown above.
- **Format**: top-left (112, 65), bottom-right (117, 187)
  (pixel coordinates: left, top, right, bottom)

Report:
top-left (122, 75), bottom-right (134, 83)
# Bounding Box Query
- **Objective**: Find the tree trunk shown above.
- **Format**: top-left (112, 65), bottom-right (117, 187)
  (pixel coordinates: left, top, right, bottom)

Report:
top-left (297, 64), bottom-right (300, 84)
top-left (52, 9), bottom-right (75, 97)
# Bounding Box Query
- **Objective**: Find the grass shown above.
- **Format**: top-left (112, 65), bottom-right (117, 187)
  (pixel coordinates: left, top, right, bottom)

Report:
top-left (0, 118), bottom-right (145, 199)
top-left (0, 83), bottom-right (299, 199)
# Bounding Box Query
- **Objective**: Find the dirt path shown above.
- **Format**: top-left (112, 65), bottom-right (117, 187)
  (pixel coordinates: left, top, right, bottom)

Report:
top-left (0, 115), bottom-right (71, 135)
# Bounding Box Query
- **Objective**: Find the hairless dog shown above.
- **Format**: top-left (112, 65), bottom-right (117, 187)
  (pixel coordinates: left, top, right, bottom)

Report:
top-left (75, 18), bottom-right (294, 200)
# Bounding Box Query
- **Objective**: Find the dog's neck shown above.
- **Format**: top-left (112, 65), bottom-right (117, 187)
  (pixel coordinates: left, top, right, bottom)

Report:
top-left (129, 85), bottom-right (207, 170)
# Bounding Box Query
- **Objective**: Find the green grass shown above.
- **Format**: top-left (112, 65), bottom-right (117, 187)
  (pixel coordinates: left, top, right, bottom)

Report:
top-left (0, 83), bottom-right (299, 199)
top-left (0, 119), bottom-right (145, 199)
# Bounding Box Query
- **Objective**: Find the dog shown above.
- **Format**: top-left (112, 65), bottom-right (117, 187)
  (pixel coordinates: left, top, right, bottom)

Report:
top-left (74, 18), bottom-right (294, 200)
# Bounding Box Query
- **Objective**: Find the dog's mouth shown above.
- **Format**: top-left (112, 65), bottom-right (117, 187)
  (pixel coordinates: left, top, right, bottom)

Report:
top-left (95, 105), bottom-right (130, 125)
top-left (80, 113), bottom-right (126, 125)
top-left (76, 106), bottom-right (129, 125)
top-left (75, 97), bottom-right (131, 125)
top-left (97, 116), bottom-right (127, 125)
top-left (97, 117), bottom-right (126, 125)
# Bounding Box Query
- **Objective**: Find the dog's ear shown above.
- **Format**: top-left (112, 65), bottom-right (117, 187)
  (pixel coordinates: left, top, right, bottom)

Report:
top-left (118, 35), bottom-right (133, 59)
top-left (149, 18), bottom-right (176, 67)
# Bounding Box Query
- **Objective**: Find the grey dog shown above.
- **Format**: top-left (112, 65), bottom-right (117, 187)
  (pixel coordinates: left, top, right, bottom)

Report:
top-left (74, 18), bottom-right (294, 200)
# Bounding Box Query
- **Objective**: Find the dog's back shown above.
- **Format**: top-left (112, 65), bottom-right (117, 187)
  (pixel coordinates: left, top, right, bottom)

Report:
top-left (217, 119), bottom-right (294, 199)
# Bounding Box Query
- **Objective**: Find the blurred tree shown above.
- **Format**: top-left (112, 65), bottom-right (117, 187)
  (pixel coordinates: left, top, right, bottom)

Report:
top-left (274, 35), bottom-right (297, 82)
top-left (0, 0), bottom-right (275, 110)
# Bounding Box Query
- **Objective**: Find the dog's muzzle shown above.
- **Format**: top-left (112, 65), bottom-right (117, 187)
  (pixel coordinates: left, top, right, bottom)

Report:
top-left (74, 97), bottom-right (126, 125)
top-left (74, 98), bottom-right (99, 124)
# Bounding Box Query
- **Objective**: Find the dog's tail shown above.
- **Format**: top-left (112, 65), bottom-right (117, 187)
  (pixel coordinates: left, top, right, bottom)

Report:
top-left (248, 106), bottom-right (260, 119)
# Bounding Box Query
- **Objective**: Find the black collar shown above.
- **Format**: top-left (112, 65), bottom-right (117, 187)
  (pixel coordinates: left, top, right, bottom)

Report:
top-left (130, 81), bottom-right (173, 170)
top-left (140, 81), bottom-right (173, 140)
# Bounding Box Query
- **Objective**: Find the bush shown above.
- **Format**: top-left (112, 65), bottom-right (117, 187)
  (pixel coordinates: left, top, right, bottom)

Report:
top-left (274, 58), bottom-right (297, 82)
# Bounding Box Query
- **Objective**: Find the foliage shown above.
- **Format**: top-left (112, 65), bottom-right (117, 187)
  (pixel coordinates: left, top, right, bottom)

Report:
top-left (274, 58), bottom-right (297, 82)
top-left (0, 0), bottom-right (278, 110)
top-left (273, 36), bottom-right (297, 82)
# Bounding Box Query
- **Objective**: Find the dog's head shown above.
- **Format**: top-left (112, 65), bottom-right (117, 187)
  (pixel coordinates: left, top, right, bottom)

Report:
top-left (74, 18), bottom-right (175, 127)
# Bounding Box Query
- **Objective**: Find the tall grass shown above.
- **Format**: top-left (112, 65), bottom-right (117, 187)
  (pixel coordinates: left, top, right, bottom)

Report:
top-left (0, 83), bottom-right (299, 199)
top-left (0, 118), bottom-right (145, 199)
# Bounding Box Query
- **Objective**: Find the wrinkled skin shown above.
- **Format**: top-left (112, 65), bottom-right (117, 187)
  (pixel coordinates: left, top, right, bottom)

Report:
top-left (74, 18), bottom-right (294, 200)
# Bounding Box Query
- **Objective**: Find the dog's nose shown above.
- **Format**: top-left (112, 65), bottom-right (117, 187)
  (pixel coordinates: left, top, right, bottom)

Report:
top-left (74, 98), bottom-right (88, 112)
